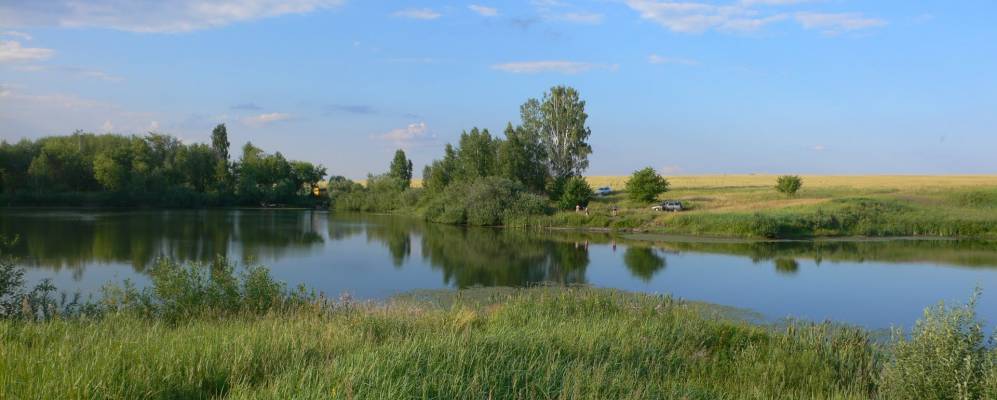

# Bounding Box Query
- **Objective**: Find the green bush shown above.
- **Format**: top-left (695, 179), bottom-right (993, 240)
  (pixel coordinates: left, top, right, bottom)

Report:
top-left (879, 289), bottom-right (996, 399)
top-left (333, 175), bottom-right (408, 213)
top-left (424, 177), bottom-right (552, 226)
top-left (625, 167), bottom-right (670, 203)
top-left (776, 175), bottom-right (803, 196)
top-left (102, 258), bottom-right (308, 322)
top-left (558, 176), bottom-right (594, 210)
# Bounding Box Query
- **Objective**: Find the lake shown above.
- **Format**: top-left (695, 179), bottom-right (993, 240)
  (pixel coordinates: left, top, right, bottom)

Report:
top-left (3, 209), bottom-right (997, 330)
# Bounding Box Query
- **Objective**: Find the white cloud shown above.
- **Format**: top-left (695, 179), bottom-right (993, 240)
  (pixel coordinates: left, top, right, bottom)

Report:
top-left (812, 144), bottom-right (826, 152)
top-left (795, 12), bottom-right (887, 34)
top-left (554, 12), bottom-right (604, 24)
top-left (625, 0), bottom-right (885, 35)
top-left (100, 120), bottom-right (114, 133)
top-left (2, 31), bottom-right (32, 40)
top-left (0, 40), bottom-right (54, 63)
top-left (468, 5), bottom-right (498, 17)
top-left (0, 0), bottom-right (345, 33)
top-left (491, 61), bottom-right (617, 74)
top-left (374, 122), bottom-right (437, 147)
top-left (243, 112), bottom-right (291, 126)
top-left (739, 0), bottom-right (811, 6)
top-left (13, 65), bottom-right (123, 81)
top-left (648, 54), bottom-right (698, 65)
top-left (392, 8), bottom-right (442, 20)
top-left (625, 0), bottom-right (786, 33)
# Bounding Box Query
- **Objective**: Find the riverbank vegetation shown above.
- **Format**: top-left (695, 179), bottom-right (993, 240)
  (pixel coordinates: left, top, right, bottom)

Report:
top-left (0, 125), bottom-right (327, 207)
top-left (2, 251), bottom-right (997, 399)
top-left (332, 85), bottom-right (597, 226)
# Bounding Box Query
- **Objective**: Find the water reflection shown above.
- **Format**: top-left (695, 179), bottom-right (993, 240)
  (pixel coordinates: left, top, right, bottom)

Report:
top-left (6, 210), bottom-right (997, 328)
top-left (623, 247), bottom-right (667, 281)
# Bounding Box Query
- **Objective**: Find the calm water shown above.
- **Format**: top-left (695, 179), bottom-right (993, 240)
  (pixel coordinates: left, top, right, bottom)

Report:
top-left (3, 209), bottom-right (997, 330)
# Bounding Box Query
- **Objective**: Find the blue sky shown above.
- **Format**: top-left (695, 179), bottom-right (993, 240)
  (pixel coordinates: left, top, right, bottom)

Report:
top-left (1, 0), bottom-right (995, 178)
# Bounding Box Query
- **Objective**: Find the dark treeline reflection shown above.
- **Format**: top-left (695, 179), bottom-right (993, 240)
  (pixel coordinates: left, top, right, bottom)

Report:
top-left (5, 210), bottom-right (997, 290)
top-left (0, 210), bottom-right (326, 273)
top-left (354, 214), bottom-right (590, 287)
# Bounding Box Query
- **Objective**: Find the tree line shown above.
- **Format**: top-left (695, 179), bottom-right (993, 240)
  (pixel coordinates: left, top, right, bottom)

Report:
top-left (0, 124), bottom-right (327, 207)
top-left (332, 86), bottom-right (598, 225)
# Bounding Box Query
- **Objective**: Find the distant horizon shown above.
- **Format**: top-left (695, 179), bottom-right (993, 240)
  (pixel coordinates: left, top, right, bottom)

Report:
top-left (2, 1), bottom-right (996, 176)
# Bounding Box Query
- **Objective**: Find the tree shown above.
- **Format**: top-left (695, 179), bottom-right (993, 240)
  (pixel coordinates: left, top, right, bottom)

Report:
top-left (497, 123), bottom-right (548, 193)
top-left (388, 149), bottom-right (413, 189)
top-left (558, 176), bottom-right (593, 210)
top-left (776, 175), bottom-right (803, 196)
top-left (455, 128), bottom-right (498, 181)
top-left (520, 86), bottom-right (592, 182)
top-left (291, 161), bottom-right (327, 196)
top-left (423, 144), bottom-right (457, 192)
top-left (211, 124), bottom-right (231, 192)
top-left (625, 167), bottom-right (670, 203)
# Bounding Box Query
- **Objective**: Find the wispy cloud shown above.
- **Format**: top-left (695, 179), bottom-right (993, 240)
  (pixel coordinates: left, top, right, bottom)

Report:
top-left (625, 0), bottom-right (885, 35)
top-left (243, 112), bottom-right (291, 126)
top-left (231, 103), bottom-right (263, 111)
top-left (326, 104), bottom-right (377, 115)
top-left (13, 64), bottom-right (123, 81)
top-left (468, 5), bottom-right (498, 17)
top-left (0, 0), bottom-right (346, 33)
top-left (647, 54), bottom-right (698, 66)
top-left (811, 144), bottom-right (826, 152)
top-left (739, 0), bottom-right (812, 6)
top-left (795, 12), bottom-right (887, 35)
top-left (0, 40), bottom-right (54, 63)
top-left (491, 60), bottom-right (617, 74)
top-left (2, 31), bottom-right (32, 40)
top-left (392, 8), bottom-right (442, 20)
top-left (374, 122), bottom-right (437, 147)
top-left (625, 0), bottom-right (785, 33)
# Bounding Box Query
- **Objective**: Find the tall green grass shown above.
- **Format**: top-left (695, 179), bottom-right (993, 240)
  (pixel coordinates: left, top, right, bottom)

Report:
top-left (2, 259), bottom-right (997, 399)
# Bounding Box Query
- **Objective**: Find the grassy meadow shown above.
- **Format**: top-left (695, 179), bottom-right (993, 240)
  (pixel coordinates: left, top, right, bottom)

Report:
top-left (3, 258), bottom-right (997, 399)
top-left (542, 175), bottom-right (997, 239)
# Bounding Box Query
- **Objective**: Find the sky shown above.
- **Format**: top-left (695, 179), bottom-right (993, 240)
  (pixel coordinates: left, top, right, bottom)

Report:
top-left (1, 0), bottom-right (995, 178)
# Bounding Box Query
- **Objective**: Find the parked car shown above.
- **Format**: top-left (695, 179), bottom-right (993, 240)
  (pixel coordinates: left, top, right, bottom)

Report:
top-left (595, 186), bottom-right (612, 196)
top-left (651, 200), bottom-right (683, 212)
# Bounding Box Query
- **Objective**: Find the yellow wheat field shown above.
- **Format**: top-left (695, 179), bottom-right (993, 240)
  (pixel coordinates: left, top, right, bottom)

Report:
top-left (336, 175), bottom-right (997, 191)
top-left (586, 175), bottom-right (997, 191)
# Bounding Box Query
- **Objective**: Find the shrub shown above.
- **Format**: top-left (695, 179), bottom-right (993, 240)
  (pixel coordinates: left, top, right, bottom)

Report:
top-left (424, 177), bottom-right (552, 226)
top-left (625, 167), bottom-right (670, 203)
top-left (558, 176), bottom-right (594, 210)
top-left (879, 289), bottom-right (995, 399)
top-left (776, 175), bottom-right (803, 196)
top-left (102, 257), bottom-right (307, 322)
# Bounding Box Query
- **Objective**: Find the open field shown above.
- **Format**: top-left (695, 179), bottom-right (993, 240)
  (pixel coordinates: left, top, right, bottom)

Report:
top-left (551, 175), bottom-right (997, 239)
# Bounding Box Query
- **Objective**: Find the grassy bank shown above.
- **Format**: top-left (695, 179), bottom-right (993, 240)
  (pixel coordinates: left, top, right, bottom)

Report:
top-left (543, 175), bottom-right (997, 239)
top-left (3, 258), bottom-right (997, 399)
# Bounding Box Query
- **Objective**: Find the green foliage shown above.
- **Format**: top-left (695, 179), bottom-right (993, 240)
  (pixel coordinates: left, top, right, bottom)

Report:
top-left (558, 176), bottom-right (594, 210)
top-left (422, 144), bottom-right (457, 193)
top-left (424, 177), bottom-right (550, 226)
top-left (388, 149), bottom-right (413, 189)
top-left (497, 123), bottom-right (548, 193)
top-left (776, 175), bottom-right (803, 196)
top-left (333, 174), bottom-right (414, 213)
top-left (879, 290), bottom-right (997, 399)
top-left (101, 258), bottom-right (307, 322)
top-left (520, 85), bottom-right (593, 181)
top-left (455, 128), bottom-right (499, 181)
top-left (0, 130), bottom-right (325, 207)
top-left (625, 167), bottom-right (670, 203)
